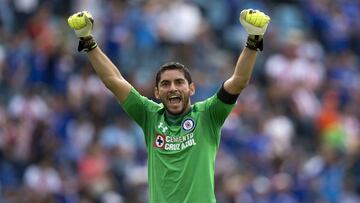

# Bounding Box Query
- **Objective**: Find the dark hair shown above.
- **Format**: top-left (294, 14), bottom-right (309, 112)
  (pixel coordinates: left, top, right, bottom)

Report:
top-left (155, 62), bottom-right (192, 87)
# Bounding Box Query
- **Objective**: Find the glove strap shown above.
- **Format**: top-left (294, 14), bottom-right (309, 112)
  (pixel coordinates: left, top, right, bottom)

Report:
top-left (246, 35), bottom-right (263, 51)
top-left (78, 36), bottom-right (97, 52)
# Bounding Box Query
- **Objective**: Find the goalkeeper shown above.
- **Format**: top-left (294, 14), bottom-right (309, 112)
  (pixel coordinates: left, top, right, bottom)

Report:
top-left (68, 9), bottom-right (270, 203)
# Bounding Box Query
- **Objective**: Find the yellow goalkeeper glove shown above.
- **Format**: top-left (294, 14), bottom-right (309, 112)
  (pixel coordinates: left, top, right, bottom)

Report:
top-left (67, 11), bottom-right (97, 52)
top-left (239, 9), bottom-right (271, 51)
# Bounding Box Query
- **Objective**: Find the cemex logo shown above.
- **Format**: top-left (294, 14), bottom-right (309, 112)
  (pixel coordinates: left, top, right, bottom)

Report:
top-left (154, 134), bottom-right (165, 148)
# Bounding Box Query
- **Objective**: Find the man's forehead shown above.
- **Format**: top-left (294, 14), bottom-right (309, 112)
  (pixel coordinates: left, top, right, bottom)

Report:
top-left (160, 70), bottom-right (186, 80)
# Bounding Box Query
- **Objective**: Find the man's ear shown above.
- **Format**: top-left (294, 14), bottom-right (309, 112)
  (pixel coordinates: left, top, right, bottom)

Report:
top-left (154, 87), bottom-right (160, 99)
top-left (190, 83), bottom-right (195, 96)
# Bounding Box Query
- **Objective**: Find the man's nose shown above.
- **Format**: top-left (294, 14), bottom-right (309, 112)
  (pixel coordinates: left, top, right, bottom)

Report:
top-left (169, 82), bottom-right (177, 91)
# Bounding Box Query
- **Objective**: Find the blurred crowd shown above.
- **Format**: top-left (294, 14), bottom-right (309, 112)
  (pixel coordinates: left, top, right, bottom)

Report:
top-left (0, 0), bottom-right (360, 202)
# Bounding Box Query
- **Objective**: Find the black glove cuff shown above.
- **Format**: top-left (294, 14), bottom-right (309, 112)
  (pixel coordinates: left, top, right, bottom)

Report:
top-left (245, 35), bottom-right (263, 51)
top-left (78, 36), bottom-right (97, 52)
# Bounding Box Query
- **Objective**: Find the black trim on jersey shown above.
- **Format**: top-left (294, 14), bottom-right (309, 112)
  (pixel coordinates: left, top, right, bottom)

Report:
top-left (216, 83), bottom-right (239, 104)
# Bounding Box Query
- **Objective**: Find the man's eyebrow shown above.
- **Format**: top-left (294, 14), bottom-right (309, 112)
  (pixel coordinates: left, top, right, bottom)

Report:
top-left (160, 78), bottom-right (185, 83)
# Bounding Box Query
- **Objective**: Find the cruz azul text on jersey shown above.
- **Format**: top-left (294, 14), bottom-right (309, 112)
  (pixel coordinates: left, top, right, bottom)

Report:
top-left (154, 132), bottom-right (197, 151)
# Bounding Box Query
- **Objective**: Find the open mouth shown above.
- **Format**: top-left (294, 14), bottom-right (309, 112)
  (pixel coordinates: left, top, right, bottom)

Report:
top-left (168, 95), bottom-right (182, 104)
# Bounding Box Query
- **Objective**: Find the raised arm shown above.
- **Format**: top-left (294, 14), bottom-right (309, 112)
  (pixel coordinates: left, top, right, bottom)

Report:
top-left (67, 11), bottom-right (132, 102)
top-left (224, 9), bottom-right (270, 95)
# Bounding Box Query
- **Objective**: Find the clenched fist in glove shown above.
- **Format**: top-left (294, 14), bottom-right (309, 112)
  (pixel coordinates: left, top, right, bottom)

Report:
top-left (239, 9), bottom-right (270, 51)
top-left (68, 11), bottom-right (97, 52)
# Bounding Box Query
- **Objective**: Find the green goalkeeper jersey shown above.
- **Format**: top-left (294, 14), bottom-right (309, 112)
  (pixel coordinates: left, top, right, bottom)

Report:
top-left (121, 87), bottom-right (235, 203)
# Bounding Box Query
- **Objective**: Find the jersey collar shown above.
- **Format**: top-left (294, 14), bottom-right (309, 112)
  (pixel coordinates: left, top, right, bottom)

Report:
top-left (164, 106), bottom-right (192, 125)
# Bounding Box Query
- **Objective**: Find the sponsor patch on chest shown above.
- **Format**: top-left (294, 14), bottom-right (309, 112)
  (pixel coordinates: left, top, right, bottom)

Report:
top-left (153, 132), bottom-right (197, 151)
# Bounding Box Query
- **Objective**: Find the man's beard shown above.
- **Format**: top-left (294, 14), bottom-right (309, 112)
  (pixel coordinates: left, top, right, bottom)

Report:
top-left (162, 94), bottom-right (190, 116)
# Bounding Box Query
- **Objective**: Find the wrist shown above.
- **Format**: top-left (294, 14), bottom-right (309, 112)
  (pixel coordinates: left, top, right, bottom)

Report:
top-left (245, 35), bottom-right (263, 51)
top-left (78, 36), bottom-right (97, 52)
